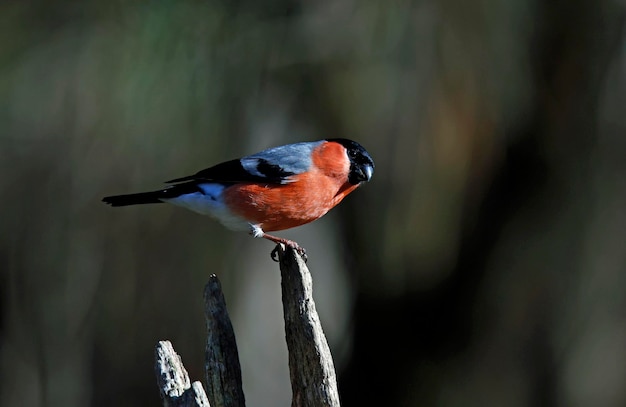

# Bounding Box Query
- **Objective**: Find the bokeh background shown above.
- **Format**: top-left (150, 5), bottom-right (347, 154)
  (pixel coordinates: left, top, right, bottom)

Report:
top-left (1, 0), bottom-right (625, 406)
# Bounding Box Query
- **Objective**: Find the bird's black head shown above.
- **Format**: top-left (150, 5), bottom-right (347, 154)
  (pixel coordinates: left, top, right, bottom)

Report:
top-left (327, 138), bottom-right (375, 185)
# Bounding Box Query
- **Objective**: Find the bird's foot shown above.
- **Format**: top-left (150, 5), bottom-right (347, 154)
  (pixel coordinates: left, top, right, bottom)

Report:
top-left (270, 242), bottom-right (307, 262)
top-left (263, 235), bottom-right (307, 262)
top-left (249, 226), bottom-right (307, 262)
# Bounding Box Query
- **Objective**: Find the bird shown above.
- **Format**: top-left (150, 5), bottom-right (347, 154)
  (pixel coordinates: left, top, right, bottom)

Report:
top-left (102, 138), bottom-right (374, 260)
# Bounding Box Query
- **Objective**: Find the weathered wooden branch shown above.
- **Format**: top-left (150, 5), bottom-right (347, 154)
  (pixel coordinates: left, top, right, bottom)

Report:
top-left (155, 245), bottom-right (340, 407)
top-left (277, 245), bottom-right (341, 407)
top-left (203, 275), bottom-right (246, 407)
top-left (155, 340), bottom-right (211, 407)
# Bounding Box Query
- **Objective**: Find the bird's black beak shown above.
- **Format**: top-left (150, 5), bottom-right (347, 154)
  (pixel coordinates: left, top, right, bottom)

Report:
top-left (363, 164), bottom-right (373, 182)
top-left (351, 163), bottom-right (374, 184)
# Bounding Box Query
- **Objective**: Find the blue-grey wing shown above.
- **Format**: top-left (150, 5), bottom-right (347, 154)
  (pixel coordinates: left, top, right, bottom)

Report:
top-left (240, 141), bottom-right (321, 183)
top-left (166, 140), bottom-right (322, 184)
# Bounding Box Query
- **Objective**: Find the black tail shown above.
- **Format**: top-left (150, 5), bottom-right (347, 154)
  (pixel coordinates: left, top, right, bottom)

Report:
top-left (102, 191), bottom-right (165, 207)
top-left (103, 181), bottom-right (204, 207)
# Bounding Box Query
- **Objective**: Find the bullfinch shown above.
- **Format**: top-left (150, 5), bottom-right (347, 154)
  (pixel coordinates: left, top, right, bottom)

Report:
top-left (102, 138), bottom-right (374, 260)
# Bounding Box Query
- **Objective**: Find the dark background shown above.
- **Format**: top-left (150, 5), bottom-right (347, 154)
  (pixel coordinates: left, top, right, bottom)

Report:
top-left (1, 1), bottom-right (625, 406)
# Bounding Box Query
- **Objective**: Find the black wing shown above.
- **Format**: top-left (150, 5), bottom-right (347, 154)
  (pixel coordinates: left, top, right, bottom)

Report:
top-left (165, 158), bottom-right (294, 184)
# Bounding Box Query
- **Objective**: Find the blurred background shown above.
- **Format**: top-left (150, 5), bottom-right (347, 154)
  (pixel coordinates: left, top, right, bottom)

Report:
top-left (1, 0), bottom-right (625, 406)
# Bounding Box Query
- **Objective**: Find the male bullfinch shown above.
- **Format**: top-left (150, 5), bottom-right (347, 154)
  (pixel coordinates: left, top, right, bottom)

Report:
top-left (102, 138), bottom-right (374, 260)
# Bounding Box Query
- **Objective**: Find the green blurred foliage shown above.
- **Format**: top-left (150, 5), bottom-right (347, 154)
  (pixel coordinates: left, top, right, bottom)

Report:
top-left (1, 0), bottom-right (625, 406)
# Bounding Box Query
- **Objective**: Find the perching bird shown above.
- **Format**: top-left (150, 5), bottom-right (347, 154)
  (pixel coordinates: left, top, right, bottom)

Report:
top-left (102, 138), bottom-right (374, 260)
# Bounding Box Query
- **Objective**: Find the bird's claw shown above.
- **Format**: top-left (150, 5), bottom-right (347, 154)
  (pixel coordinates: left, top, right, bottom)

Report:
top-left (270, 243), bottom-right (307, 262)
top-left (271, 246), bottom-right (280, 262)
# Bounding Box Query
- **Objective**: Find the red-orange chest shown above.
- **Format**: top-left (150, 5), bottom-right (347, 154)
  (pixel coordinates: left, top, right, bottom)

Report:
top-left (222, 143), bottom-right (359, 231)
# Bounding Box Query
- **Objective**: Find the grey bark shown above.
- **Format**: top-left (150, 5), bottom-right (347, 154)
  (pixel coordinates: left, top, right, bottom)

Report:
top-left (203, 275), bottom-right (246, 407)
top-left (155, 340), bottom-right (211, 407)
top-left (277, 245), bottom-right (341, 407)
top-left (157, 246), bottom-right (340, 407)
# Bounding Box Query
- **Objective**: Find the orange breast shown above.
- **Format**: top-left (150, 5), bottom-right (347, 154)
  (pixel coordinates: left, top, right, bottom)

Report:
top-left (222, 142), bottom-right (360, 232)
